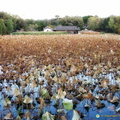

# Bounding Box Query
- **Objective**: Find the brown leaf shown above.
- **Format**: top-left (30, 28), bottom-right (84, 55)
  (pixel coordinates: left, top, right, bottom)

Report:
top-left (4, 113), bottom-right (13, 119)
top-left (14, 87), bottom-right (20, 96)
top-left (6, 85), bottom-right (11, 92)
top-left (61, 116), bottom-right (67, 120)
top-left (23, 96), bottom-right (33, 104)
top-left (101, 79), bottom-right (109, 88)
top-left (82, 93), bottom-right (94, 99)
top-left (110, 96), bottom-right (119, 103)
top-left (31, 80), bottom-right (37, 88)
top-left (56, 88), bottom-right (66, 99)
top-left (24, 111), bottom-right (32, 119)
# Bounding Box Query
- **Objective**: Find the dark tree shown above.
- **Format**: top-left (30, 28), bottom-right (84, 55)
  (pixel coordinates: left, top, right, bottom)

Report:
top-left (0, 19), bottom-right (6, 35)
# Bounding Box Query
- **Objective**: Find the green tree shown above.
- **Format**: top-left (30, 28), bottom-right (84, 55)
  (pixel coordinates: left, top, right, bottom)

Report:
top-left (75, 17), bottom-right (84, 29)
top-left (59, 16), bottom-right (84, 29)
top-left (6, 19), bottom-right (13, 34)
top-left (87, 16), bottom-right (100, 30)
top-left (36, 20), bottom-right (49, 31)
top-left (115, 16), bottom-right (120, 34)
top-left (109, 16), bottom-right (115, 32)
top-left (83, 15), bottom-right (93, 27)
top-left (98, 17), bottom-right (113, 32)
top-left (0, 12), bottom-right (17, 32)
top-left (54, 15), bottom-right (60, 25)
top-left (26, 24), bottom-right (38, 31)
top-left (0, 19), bottom-right (6, 35)
top-left (109, 16), bottom-right (120, 34)
top-left (15, 18), bottom-right (26, 31)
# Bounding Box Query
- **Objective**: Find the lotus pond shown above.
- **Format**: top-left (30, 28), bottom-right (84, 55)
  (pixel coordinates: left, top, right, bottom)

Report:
top-left (0, 35), bottom-right (120, 120)
top-left (0, 64), bottom-right (120, 120)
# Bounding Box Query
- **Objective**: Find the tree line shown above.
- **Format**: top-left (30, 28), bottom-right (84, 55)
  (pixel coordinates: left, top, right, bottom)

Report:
top-left (0, 12), bottom-right (120, 35)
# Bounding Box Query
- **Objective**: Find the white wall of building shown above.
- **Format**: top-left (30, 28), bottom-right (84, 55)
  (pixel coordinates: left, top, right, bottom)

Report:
top-left (44, 28), bottom-right (53, 32)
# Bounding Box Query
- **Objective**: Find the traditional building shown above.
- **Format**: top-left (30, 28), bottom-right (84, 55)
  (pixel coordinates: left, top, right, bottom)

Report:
top-left (43, 26), bottom-right (53, 32)
top-left (53, 25), bottom-right (80, 34)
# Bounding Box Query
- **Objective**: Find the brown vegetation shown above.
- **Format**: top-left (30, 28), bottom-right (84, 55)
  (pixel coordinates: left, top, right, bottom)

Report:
top-left (0, 34), bottom-right (120, 76)
top-left (0, 34), bottom-right (120, 119)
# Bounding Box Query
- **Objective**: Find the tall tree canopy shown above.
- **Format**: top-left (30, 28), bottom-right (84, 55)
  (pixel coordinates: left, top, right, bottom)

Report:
top-left (0, 19), bottom-right (6, 35)
top-left (87, 16), bottom-right (100, 31)
top-left (6, 19), bottom-right (14, 34)
top-left (0, 12), bottom-right (120, 34)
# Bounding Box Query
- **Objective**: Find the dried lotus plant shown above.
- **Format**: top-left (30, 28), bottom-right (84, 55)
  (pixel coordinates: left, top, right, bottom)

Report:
top-left (3, 98), bottom-right (11, 107)
top-left (0, 34), bottom-right (120, 74)
top-left (31, 80), bottom-right (37, 88)
top-left (70, 64), bottom-right (78, 76)
top-left (14, 87), bottom-right (21, 96)
top-left (56, 88), bottom-right (66, 99)
top-left (0, 34), bottom-right (120, 119)
top-left (40, 88), bottom-right (50, 98)
top-left (42, 112), bottom-right (54, 120)
top-left (82, 93), bottom-right (94, 100)
top-left (24, 111), bottom-right (33, 120)
top-left (106, 93), bottom-right (113, 102)
top-left (116, 77), bottom-right (120, 84)
top-left (110, 96), bottom-right (119, 103)
top-left (101, 79), bottom-right (109, 88)
top-left (61, 116), bottom-right (67, 120)
top-left (15, 95), bottom-right (23, 104)
top-left (60, 76), bottom-right (67, 84)
top-left (96, 99), bottom-right (105, 108)
top-left (52, 76), bottom-right (58, 83)
top-left (4, 113), bottom-right (13, 120)
top-left (73, 77), bottom-right (78, 84)
top-left (62, 98), bottom-right (73, 110)
top-left (65, 59), bottom-right (71, 67)
top-left (78, 87), bottom-right (87, 93)
top-left (38, 98), bottom-right (46, 112)
top-left (23, 96), bottom-right (33, 104)
top-left (6, 85), bottom-right (12, 92)
top-left (16, 115), bottom-right (22, 120)
top-left (72, 110), bottom-right (82, 120)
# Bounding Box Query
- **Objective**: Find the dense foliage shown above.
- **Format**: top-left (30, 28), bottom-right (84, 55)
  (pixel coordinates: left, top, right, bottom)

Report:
top-left (0, 12), bottom-right (120, 34)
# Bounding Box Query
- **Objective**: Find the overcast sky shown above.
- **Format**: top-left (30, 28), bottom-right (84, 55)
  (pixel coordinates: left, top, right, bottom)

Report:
top-left (0, 0), bottom-right (120, 20)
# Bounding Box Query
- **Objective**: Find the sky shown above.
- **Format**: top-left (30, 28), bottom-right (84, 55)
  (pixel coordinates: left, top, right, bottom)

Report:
top-left (0, 0), bottom-right (120, 20)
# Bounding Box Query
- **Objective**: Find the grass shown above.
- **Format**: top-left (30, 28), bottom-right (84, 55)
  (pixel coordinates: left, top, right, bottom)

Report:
top-left (12, 31), bottom-right (68, 35)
